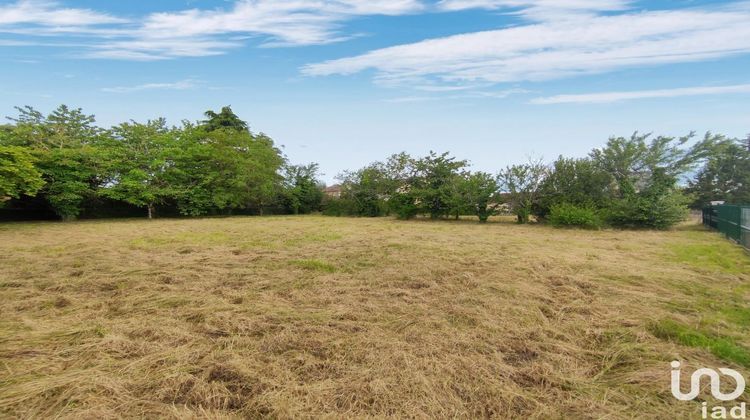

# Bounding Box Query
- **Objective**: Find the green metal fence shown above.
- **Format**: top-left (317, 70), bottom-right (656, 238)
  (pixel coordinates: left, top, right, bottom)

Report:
top-left (703, 204), bottom-right (750, 249)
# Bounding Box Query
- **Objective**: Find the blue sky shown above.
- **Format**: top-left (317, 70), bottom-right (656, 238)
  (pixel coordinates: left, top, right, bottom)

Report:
top-left (1, 0), bottom-right (749, 183)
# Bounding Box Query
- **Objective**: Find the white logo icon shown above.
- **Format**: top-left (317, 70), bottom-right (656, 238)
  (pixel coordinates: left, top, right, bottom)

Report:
top-left (671, 361), bottom-right (745, 401)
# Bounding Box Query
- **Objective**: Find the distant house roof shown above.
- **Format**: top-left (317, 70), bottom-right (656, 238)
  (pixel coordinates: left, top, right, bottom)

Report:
top-left (324, 184), bottom-right (342, 195)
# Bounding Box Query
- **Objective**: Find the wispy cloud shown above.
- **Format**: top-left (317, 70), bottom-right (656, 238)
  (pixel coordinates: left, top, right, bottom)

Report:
top-left (0, 0), bottom-right (426, 60)
top-left (530, 83), bottom-right (750, 104)
top-left (0, 0), bottom-right (125, 27)
top-left (436, 0), bottom-right (631, 20)
top-left (100, 79), bottom-right (200, 93)
top-left (384, 87), bottom-right (529, 102)
top-left (304, 3), bottom-right (750, 88)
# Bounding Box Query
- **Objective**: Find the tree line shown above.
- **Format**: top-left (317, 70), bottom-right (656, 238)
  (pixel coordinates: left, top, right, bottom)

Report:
top-left (0, 105), bottom-right (323, 220)
top-left (1, 104), bottom-right (747, 229)
top-left (324, 133), bottom-right (750, 229)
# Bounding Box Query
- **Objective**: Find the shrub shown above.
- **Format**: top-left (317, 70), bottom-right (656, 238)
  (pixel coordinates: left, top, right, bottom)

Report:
top-left (548, 203), bottom-right (603, 229)
top-left (389, 193), bottom-right (420, 220)
top-left (322, 197), bottom-right (356, 216)
top-left (605, 190), bottom-right (689, 230)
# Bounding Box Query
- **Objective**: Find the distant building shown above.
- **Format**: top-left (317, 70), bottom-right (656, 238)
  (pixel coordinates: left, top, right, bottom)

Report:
top-left (710, 201), bottom-right (726, 206)
top-left (323, 184), bottom-right (342, 198)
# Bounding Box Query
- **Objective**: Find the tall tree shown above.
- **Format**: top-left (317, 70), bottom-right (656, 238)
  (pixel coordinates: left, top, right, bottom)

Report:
top-left (170, 125), bottom-right (284, 216)
top-left (5, 105), bottom-right (107, 220)
top-left (590, 133), bottom-right (694, 228)
top-left (281, 163), bottom-right (324, 215)
top-left (101, 119), bottom-right (176, 219)
top-left (688, 136), bottom-right (750, 206)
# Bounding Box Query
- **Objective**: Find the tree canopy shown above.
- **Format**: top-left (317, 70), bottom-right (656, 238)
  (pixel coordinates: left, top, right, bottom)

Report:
top-left (1, 103), bottom-right (745, 230)
top-left (0, 105), bottom-right (319, 220)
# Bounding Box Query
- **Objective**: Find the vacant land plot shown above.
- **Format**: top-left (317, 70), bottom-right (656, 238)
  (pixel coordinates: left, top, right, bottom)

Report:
top-left (1, 216), bottom-right (749, 418)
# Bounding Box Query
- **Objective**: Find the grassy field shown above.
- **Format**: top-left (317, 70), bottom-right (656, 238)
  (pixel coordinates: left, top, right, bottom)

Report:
top-left (1, 215), bottom-right (749, 418)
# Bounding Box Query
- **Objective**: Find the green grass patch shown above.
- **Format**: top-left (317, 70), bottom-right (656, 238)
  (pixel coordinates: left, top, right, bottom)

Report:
top-left (669, 243), bottom-right (750, 274)
top-left (291, 259), bottom-right (336, 273)
top-left (650, 318), bottom-right (750, 367)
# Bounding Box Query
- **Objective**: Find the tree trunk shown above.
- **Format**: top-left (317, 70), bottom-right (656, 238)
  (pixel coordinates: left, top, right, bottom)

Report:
top-left (147, 204), bottom-right (154, 220)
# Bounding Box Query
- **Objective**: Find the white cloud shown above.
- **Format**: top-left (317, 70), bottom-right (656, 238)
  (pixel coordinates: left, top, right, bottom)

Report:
top-left (0, 0), bottom-right (425, 60)
top-left (530, 84), bottom-right (750, 104)
top-left (0, 0), bottom-right (124, 27)
top-left (303, 4), bottom-right (750, 87)
top-left (100, 79), bottom-right (200, 94)
top-left (384, 87), bottom-right (528, 102)
top-left (436, 0), bottom-right (631, 20)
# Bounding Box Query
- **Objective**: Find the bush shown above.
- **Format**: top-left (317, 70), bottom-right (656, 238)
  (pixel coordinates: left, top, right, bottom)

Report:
top-left (605, 191), bottom-right (689, 230)
top-left (321, 197), bottom-right (356, 216)
top-left (548, 203), bottom-right (603, 229)
top-left (389, 193), bottom-right (420, 220)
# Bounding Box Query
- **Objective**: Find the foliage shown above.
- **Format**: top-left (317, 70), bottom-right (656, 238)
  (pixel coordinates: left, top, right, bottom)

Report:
top-left (687, 135), bottom-right (750, 206)
top-left (458, 171), bottom-right (501, 222)
top-left (200, 106), bottom-right (249, 132)
top-left (547, 203), bottom-right (602, 229)
top-left (0, 146), bottom-right (44, 202)
top-left (0, 105), bottom-right (296, 220)
top-left (588, 133), bottom-right (696, 229)
top-left (37, 147), bottom-right (105, 220)
top-left (536, 157), bottom-right (611, 219)
top-left (321, 196), bottom-right (358, 217)
top-left (412, 151), bottom-right (468, 219)
top-left (500, 159), bottom-right (547, 224)
top-left (1, 103), bottom-right (735, 230)
top-left (4, 106), bottom-right (107, 220)
top-left (168, 126), bottom-right (284, 216)
top-left (337, 165), bottom-right (389, 217)
top-left (604, 185), bottom-right (689, 229)
top-left (100, 119), bottom-right (176, 218)
top-left (280, 163), bottom-right (324, 214)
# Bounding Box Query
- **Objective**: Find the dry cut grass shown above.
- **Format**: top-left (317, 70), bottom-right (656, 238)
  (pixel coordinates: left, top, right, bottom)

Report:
top-left (1, 215), bottom-right (749, 418)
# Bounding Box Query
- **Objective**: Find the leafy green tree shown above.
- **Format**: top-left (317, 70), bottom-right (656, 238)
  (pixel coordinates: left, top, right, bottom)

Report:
top-left (38, 147), bottom-right (104, 220)
top-left (337, 166), bottom-right (389, 217)
top-left (536, 157), bottom-right (612, 219)
top-left (381, 153), bottom-right (419, 219)
top-left (590, 133), bottom-right (694, 229)
top-left (201, 106), bottom-right (249, 132)
top-left (688, 136), bottom-right (750, 206)
top-left (500, 159), bottom-right (548, 223)
top-left (413, 151), bottom-right (468, 219)
top-left (5, 105), bottom-right (107, 220)
top-left (281, 163), bottom-right (324, 214)
top-left (100, 119), bottom-right (177, 219)
top-left (170, 125), bottom-right (284, 216)
top-left (461, 171), bottom-right (501, 222)
top-left (0, 146), bottom-right (44, 202)
top-left (7, 105), bottom-right (101, 149)
top-left (332, 153), bottom-right (419, 218)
